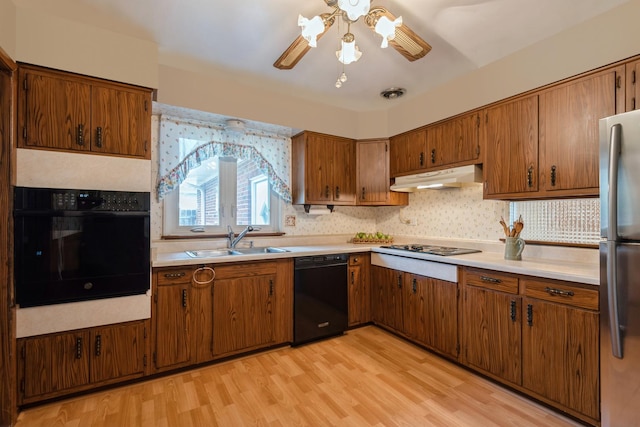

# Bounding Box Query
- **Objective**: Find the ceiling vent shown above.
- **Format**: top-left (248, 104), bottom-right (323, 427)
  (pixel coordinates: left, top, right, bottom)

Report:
top-left (380, 87), bottom-right (406, 99)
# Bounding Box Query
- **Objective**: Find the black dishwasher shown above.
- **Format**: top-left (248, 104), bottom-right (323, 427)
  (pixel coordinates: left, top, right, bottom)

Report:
top-left (293, 254), bottom-right (348, 345)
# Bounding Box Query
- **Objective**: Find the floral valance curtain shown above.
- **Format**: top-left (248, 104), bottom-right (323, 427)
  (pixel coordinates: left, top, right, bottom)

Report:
top-left (157, 115), bottom-right (292, 203)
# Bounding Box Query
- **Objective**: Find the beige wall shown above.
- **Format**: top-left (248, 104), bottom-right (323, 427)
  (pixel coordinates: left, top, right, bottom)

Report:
top-left (13, 4), bottom-right (158, 89)
top-left (0, 1), bottom-right (16, 58)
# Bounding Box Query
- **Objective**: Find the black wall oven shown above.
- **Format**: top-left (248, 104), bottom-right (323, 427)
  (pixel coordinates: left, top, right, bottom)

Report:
top-left (14, 186), bottom-right (150, 308)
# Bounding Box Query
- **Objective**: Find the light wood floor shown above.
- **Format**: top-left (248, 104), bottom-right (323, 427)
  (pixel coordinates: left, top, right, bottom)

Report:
top-left (16, 326), bottom-right (581, 427)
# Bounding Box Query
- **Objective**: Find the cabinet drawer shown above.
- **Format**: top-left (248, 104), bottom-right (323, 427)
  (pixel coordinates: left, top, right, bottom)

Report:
top-left (349, 254), bottom-right (365, 266)
top-left (523, 279), bottom-right (598, 310)
top-left (213, 261), bottom-right (277, 279)
top-left (464, 268), bottom-right (519, 294)
top-left (156, 268), bottom-right (192, 285)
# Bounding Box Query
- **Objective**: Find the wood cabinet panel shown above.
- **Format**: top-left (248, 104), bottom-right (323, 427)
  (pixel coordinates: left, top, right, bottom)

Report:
top-left (356, 139), bottom-right (407, 206)
top-left (21, 331), bottom-right (90, 400)
top-left (462, 285), bottom-right (522, 385)
top-left (463, 268), bottom-right (519, 294)
top-left (213, 274), bottom-right (275, 356)
top-left (191, 268), bottom-right (215, 364)
top-left (626, 59), bottom-right (640, 111)
top-left (389, 129), bottom-right (426, 176)
top-left (17, 64), bottom-right (151, 159)
top-left (484, 95), bottom-right (539, 197)
top-left (426, 112), bottom-right (480, 168)
top-left (291, 131), bottom-right (356, 205)
top-left (348, 253), bottom-right (370, 326)
top-left (522, 278), bottom-right (598, 310)
top-left (522, 298), bottom-right (599, 420)
top-left (20, 68), bottom-right (91, 151)
top-left (154, 282), bottom-right (191, 369)
top-left (90, 322), bottom-right (146, 384)
top-left (371, 266), bottom-right (403, 331)
top-left (91, 85), bottom-right (150, 157)
top-left (539, 67), bottom-right (620, 193)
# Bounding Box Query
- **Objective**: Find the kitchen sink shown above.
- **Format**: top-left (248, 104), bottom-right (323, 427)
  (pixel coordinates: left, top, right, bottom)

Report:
top-left (185, 247), bottom-right (289, 258)
top-left (185, 249), bottom-right (233, 258)
top-left (229, 247), bottom-right (290, 255)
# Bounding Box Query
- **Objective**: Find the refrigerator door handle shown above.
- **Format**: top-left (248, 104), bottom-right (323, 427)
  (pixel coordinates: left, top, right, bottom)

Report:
top-left (607, 241), bottom-right (623, 358)
top-left (607, 123), bottom-right (623, 358)
top-left (607, 123), bottom-right (621, 241)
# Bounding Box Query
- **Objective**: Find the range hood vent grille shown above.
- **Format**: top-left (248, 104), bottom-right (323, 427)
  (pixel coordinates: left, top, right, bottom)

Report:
top-left (390, 165), bottom-right (482, 192)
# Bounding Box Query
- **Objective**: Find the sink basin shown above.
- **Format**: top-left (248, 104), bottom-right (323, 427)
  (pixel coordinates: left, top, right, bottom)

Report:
top-left (185, 247), bottom-right (289, 258)
top-left (185, 249), bottom-right (233, 258)
top-left (229, 247), bottom-right (290, 255)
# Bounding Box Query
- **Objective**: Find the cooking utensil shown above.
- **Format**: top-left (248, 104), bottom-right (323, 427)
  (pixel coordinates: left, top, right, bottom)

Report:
top-left (499, 217), bottom-right (510, 236)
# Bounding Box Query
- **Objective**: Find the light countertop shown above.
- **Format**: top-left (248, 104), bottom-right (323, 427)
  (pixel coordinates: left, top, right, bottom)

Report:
top-left (153, 243), bottom-right (599, 286)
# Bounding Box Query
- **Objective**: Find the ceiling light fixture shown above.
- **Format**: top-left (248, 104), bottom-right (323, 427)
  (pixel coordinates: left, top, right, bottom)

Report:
top-left (275, 1), bottom-right (432, 88)
top-left (380, 87), bottom-right (406, 99)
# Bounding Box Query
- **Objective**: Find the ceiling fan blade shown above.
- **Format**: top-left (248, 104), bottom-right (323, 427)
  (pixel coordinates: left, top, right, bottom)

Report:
top-left (274, 12), bottom-right (335, 70)
top-left (366, 8), bottom-right (432, 62)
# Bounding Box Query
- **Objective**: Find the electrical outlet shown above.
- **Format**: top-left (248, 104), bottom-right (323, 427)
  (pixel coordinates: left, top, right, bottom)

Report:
top-left (285, 215), bottom-right (296, 227)
top-left (407, 218), bottom-right (418, 226)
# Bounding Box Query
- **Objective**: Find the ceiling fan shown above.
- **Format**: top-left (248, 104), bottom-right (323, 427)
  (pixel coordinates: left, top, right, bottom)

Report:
top-left (273, 0), bottom-right (432, 71)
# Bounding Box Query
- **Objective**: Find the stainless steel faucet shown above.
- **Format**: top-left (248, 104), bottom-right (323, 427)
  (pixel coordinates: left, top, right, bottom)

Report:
top-left (227, 225), bottom-right (258, 248)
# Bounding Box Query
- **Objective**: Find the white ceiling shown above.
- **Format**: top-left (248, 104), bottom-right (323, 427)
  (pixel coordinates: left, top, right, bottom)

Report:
top-left (13, 0), bottom-right (629, 113)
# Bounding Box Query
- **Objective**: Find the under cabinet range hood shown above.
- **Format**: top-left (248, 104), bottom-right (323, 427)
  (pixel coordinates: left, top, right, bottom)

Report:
top-left (390, 165), bottom-right (482, 192)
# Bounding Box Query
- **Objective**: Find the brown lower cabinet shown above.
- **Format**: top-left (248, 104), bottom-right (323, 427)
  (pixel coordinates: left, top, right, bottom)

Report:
top-left (371, 265), bottom-right (459, 360)
top-left (348, 253), bottom-right (371, 326)
top-left (461, 267), bottom-right (599, 425)
top-left (17, 320), bottom-right (148, 405)
top-left (152, 259), bottom-right (293, 371)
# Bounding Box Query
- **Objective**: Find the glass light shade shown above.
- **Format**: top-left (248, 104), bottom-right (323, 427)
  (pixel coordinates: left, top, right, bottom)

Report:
top-left (338, 0), bottom-right (371, 21)
top-left (336, 40), bottom-right (362, 64)
top-left (374, 16), bottom-right (402, 48)
top-left (298, 14), bottom-right (324, 47)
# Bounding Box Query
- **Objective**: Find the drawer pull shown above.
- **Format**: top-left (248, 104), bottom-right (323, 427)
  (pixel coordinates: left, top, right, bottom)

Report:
top-left (510, 300), bottom-right (517, 322)
top-left (545, 287), bottom-right (574, 297)
top-left (164, 272), bottom-right (186, 279)
top-left (397, 274), bottom-right (402, 289)
top-left (480, 276), bottom-right (502, 284)
top-left (182, 289), bottom-right (188, 308)
top-left (95, 334), bottom-right (102, 357)
top-left (412, 278), bottom-right (417, 294)
top-left (76, 337), bottom-right (83, 359)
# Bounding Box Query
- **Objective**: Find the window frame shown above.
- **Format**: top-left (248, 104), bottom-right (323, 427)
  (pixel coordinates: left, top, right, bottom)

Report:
top-left (162, 156), bottom-right (281, 238)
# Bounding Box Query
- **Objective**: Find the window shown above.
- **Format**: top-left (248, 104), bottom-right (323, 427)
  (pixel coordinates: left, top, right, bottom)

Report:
top-left (163, 142), bottom-right (280, 237)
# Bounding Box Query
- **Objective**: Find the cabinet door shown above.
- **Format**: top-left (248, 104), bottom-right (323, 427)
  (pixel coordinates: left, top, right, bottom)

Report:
top-left (91, 85), bottom-right (151, 157)
top-left (357, 140), bottom-right (389, 204)
top-left (522, 298), bottom-right (599, 420)
top-left (627, 59), bottom-right (640, 111)
top-left (91, 322), bottom-right (146, 384)
top-left (389, 129), bottom-right (426, 176)
top-left (304, 133), bottom-right (333, 203)
top-left (425, 278), bottom-right (458, 358)
top-left (213, 274), bottom-right (275, 355)
top-left (20, 69), bottom-right (91, 151)
top-left (539, 67), bottom-right (620, 193)
top-left (191, 275), bottom-right (214, 364)
top-left (21, 331), bottom-right (90, 400)
top-left (484, 95), bottom-right (539, 197)
top-left (348, 264), bottom-right (363, 326)
top-left (332, 136), bottom-right (356, 204)
top-left (403, 274), bottom-right (428, 343)
top-left (154, 283), bottom-right (191, 369)
top-left (426, 113), bottom-right (480, 168)
top-left (462, 286), bottom-right (521, 385)
top-left (371, 266), bottom-right (403, 331)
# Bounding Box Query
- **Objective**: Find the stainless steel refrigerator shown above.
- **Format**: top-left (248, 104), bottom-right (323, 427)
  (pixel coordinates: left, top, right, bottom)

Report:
top-left (599, 109), bottom-right (640, 426)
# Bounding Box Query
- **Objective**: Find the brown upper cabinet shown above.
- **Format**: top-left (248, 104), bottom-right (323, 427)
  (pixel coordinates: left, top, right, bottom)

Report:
top-left (425, 112), bottom-right (481, 169)
top-left (356, 139), bottom-right (407, 206)
top-left (18, 64), bottom-right (152, 159)
top-left (292, 131), bottom-right (356, 206)
top-left (389, 128), bottom-right (426, 177)
top-left (485, 65), bottom-right (624, 199)
top-left (390, 111), bottom-right (481, 178)
top-left (626, 58), bottom-right (640, 111)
